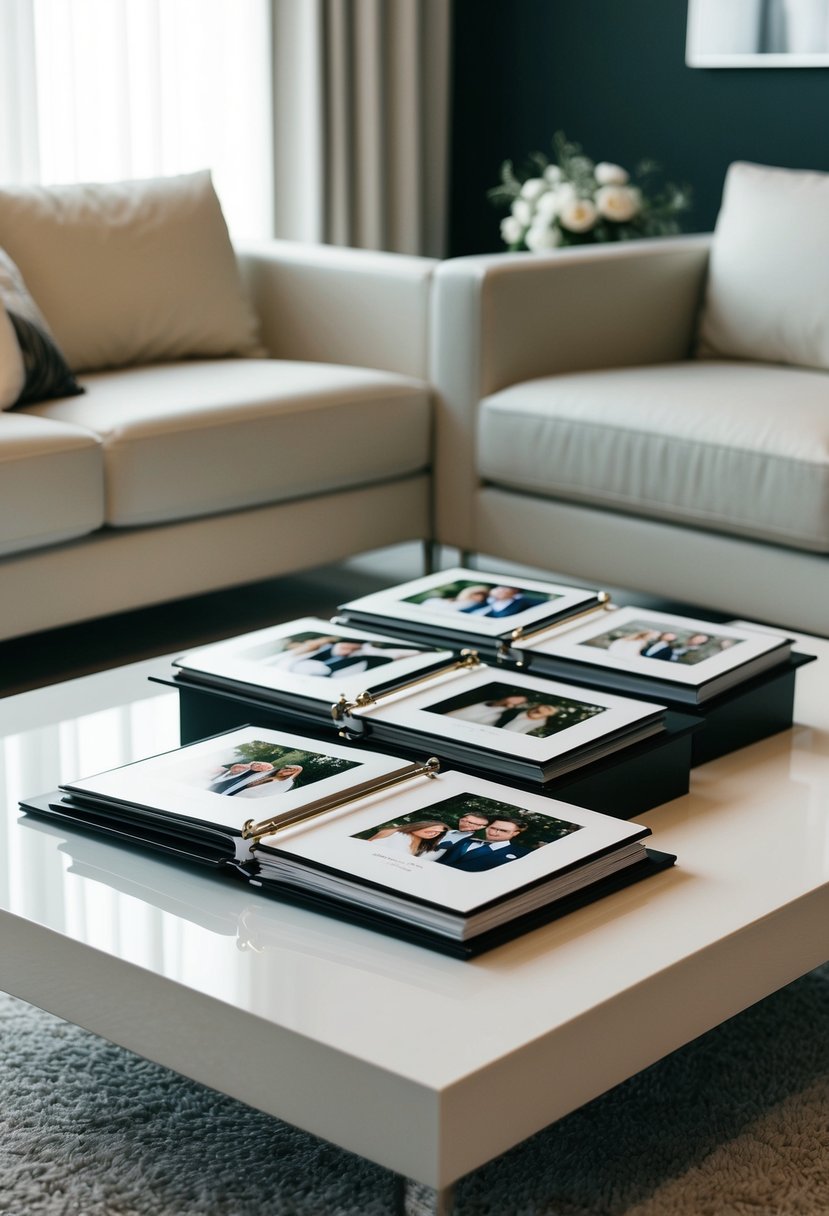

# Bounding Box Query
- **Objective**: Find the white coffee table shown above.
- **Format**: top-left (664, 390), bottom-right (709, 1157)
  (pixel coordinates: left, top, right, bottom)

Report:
top-left (1, 635), bottom-right (828, 1215)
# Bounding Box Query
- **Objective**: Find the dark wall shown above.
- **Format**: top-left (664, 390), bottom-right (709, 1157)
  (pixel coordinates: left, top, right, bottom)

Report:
top-left (448, 0), bottom-right (829, 256)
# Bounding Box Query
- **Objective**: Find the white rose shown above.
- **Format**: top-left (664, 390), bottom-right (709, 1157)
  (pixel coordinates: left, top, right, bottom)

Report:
top-left (525, 221), bottom-right (562, 252)
top-left (520, 176), bottom-right (546, 202)
top-left (535, 190), bottom-right (560, 219)
top-left (594, 161), bottom-right (629, 186)
top-left (552, 181), bottom-right (577, 207)
top-left (543, 164), bottom-right (563, 185)
top-left (595, 184), bottom-right (641, 222)
top-left (500, 215), bottom-right (525, 245)
top-left (511, 198), bottom-right (532, 225)
top-left (559, 198), bottom-right (598, 233)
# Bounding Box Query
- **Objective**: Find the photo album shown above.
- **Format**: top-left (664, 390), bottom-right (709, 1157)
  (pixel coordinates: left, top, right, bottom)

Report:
top-left (507, 607), bottom-right (794, 705)
top-left (19, 725), bottom-right (675, 957)
top-left (335, 567), bottom-right (607, 656)
top-left (172, 620), bottom-right (667, 785)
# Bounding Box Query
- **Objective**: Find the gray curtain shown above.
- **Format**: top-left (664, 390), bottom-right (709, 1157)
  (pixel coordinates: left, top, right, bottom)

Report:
top-left (272, 0), bottom-right (451, 256)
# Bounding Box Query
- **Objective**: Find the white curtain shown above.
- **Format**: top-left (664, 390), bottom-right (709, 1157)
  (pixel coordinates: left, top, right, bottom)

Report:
top-left (272, 0), bottom-right (451, 256)
top-left (0, 0), bottom-right (274, 240)
top-left (0, 0), bottom-right (452, 254)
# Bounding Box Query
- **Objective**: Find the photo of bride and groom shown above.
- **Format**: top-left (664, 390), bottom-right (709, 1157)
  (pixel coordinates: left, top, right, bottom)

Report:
top-left (354, 792), bottom-right (581, 873)
top-left (403, 578), bottom-right (555, 620)
top-left (425, 680), bottom-right (607, 740)
top-left (202, 740), bottom-right (360, 800)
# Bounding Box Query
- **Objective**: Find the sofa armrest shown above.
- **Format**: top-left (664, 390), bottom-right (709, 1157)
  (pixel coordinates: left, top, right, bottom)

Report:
top-left (236, 239), bottom-right (437, 380)
top-left (430, 234), bottom-right (712, 550)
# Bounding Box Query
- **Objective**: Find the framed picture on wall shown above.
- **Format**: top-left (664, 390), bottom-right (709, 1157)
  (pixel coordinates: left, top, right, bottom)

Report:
top-left (687, 0), bottom-right (829, 66)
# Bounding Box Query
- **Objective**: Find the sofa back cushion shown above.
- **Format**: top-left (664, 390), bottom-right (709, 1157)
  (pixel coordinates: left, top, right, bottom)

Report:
top-left (0, 171), bottom-right (264, 373)
top-left (697, 161), bottom-right (829, 371)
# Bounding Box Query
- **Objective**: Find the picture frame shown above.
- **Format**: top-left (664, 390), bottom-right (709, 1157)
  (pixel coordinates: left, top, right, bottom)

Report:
top-left (686, 0), bottom-right (829, 67)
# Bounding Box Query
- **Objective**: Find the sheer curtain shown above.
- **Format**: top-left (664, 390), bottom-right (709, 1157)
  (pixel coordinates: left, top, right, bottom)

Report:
top-left (271, 0), bottom-right (451, 256)
top-left (0, 0), bottom-right (451, 254)
top-left (0, 0), bottom-right (274, 240)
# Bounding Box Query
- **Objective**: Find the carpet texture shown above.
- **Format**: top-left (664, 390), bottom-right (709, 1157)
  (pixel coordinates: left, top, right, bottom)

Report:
top-left (2, 964), bottom-right (828, 1216)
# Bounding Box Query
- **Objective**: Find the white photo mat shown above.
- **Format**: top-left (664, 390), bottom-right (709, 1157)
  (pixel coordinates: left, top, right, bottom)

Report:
top-left (358, 666), bottom-right (664, 763)
top-left (529, 606), bottom-right (789, 687)
top-left (62, 726), bottom-right (407, 832)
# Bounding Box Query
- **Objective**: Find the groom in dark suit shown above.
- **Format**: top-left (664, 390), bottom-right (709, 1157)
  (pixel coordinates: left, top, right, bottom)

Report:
top-left (461, 585), bottom-right (541, 619)
top-left (437, 817), bottom-right (531, 871)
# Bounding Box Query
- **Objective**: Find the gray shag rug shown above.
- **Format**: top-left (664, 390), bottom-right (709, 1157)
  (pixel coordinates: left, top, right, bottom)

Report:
top-left (2, 965), bottom-right (828, 1216)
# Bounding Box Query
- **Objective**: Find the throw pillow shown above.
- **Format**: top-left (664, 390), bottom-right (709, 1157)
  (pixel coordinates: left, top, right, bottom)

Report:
top-left (0, 170), bottom-right (264, 373)
top-left (0, 248), bottom-right (84, 406)
top-left (697, 161), bottom-right (829, 371)
top-left (0, 300), bottom-right (25, 408)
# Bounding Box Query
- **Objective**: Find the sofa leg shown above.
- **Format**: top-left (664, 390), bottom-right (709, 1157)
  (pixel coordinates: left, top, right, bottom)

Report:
top-left (423, 539), bottom-right (439, 575)
top-left (395, 1177), bottom-right (455, 1215)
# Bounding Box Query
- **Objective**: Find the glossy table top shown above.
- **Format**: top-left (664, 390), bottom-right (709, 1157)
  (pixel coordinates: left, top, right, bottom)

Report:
top-left (2, 636), bottom-right (828, 1187)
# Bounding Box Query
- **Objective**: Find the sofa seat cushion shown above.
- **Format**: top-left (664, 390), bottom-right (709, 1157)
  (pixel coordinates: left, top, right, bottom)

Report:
top-left (20, 359), bottom-right (431, 527)
top-left (478, 360), bottom-right (829, 553)
top-left (0, 412), bottom-right (104, 556)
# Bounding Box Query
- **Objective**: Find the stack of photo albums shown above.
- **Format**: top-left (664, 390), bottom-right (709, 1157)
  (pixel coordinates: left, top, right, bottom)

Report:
top-left (21, 568), bottom-right (810, 956)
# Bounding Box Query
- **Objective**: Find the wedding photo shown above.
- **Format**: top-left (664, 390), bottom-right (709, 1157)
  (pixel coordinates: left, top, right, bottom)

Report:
top-left (244, 629), bottom-right (424, 678)
top-left (202, 740), bottom-right (361, 800)
top-left (353, 792), bottom-right (582, 872)
top-left (580, 620), bottom-right (744, 667)
top-left (402, 578), bottom-right (557, 619)
top-left (424, 681), bottom-right (607, 739)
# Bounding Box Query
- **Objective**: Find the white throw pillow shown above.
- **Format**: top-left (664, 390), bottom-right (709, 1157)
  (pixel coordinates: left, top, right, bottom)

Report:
top-left (697, 161), bottom-right (829, 371)
top-left (0, 300), bottom-right (25, 408)
top-left (0, 171), bottom-right (264, 373)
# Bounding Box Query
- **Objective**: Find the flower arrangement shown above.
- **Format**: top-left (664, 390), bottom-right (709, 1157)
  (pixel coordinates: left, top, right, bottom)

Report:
top-left (488, 131), bottom-right (691, 252)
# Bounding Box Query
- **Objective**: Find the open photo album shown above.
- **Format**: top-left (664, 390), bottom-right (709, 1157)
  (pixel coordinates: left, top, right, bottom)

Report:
top-left (505, 606), bottom-right (794, 705)
top-left (19, 725), bottom-right (676, 957)
top-left (172, 626), bottom-right (667, 785)
top-left (336, 567), bottom-right (607, 656)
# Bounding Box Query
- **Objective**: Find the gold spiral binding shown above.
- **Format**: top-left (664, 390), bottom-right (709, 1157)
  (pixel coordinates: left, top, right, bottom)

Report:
top-left (242, 756), bottom-right (441, 843)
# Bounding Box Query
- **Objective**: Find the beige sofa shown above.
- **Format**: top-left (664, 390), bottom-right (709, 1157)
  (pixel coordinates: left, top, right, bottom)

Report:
top-left (431, 163), bottom-right (829, 636)
top-left (0, 174), bottom-right (436, 642)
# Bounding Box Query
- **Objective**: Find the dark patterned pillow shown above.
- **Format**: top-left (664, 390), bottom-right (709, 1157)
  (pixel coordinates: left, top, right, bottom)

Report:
top-left (0, 248), bottom-right (83, 406)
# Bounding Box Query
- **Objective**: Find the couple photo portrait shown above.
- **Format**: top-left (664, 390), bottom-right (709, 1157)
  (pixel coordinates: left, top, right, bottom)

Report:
top-left (353, 792), bottom-right (581, 873)
top-left (201, 739), bottom-right (360, 800)
top-left (245, 629), bottom-right (425, 678)
top-left (425, 680), bottom-right (607, 740)
top-left (402, 577), bottom-right (556, 620)
top-left (581, 619), bottom-right (744, 666)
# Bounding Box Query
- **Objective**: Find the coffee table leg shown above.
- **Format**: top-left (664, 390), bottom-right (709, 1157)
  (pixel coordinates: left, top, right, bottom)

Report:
top-left (395, 1176), bottom-right (455, 1215)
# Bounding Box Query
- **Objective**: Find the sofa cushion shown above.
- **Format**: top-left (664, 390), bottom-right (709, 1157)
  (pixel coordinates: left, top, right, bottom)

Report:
top-left (21, 359), bottom-right (431, 527)
top-left (477, 361), bottom-right (829, 553)
top-left (0, 171), bottom-right (263, 373)
top-left (0, 249), bottom-right (84, 406)
top-left (0, 412), bottom-right (104, 556)
top-left (698, 161), bottom-right (829, 371)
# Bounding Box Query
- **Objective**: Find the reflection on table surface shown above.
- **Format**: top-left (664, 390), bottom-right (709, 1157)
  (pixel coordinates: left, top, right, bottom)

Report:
top-left (1, 642), bottom-right (828, 1084)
